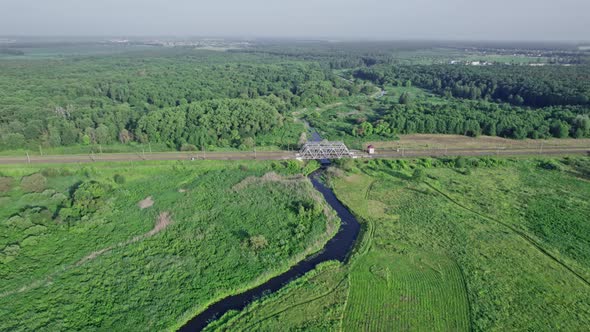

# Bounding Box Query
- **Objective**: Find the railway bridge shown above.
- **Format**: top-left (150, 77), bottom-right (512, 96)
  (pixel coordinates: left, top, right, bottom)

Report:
top-left (296, 141), bottom-right (356, 160)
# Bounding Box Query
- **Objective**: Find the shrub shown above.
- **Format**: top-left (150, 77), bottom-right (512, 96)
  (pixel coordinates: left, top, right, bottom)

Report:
top-left (180, 143), bottom-right (197, 151)
top-left (0, 177), bottom-right (13, 193)
top-left (412, 169), bottom-right (426, 182)
top-left (539, 160), bottom-right (562, 171)
top-left (60, 181), bottom-right (111, 221)
top-left (41, 168), bottom-right (60, 177)
top-left (302, 160), bottom-right (320, 176)
top-left (282, 160), bottom-right (302, 175)
top-left (72, 181), bottom-right (110, 214)
top-left (249, 235), bottom-right (268, 251)
top-left (21, 173), bottom-right (47, 193)
top-left (113, 174), bottom-right (126, 184)
top-left (455, 157), bottom-right (467, 169)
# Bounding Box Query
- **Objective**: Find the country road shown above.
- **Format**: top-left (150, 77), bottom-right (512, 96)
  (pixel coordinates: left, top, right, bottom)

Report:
top-left (0, 146), bottom-right (588, 165)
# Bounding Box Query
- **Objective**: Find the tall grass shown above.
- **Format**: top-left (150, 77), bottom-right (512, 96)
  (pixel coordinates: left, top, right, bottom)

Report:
top-left (0, 160), bottom-right (335, 331)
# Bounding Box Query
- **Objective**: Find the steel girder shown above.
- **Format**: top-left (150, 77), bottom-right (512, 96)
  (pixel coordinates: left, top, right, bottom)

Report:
top-left (297, 141), bottom-right (352, 159)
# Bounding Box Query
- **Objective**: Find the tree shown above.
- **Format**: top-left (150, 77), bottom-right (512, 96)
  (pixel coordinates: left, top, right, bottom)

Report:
top-left (298, 132), bottom-right (307, 148)
top-left (550, 120), bottom-right (570, 138)
top-left (399, 92), bottom-right (412, 105)
top-left (360, 121), bottom-right (374, 136)
top-left (1, 133), bottom-right (25, 149)
top-left (118, 129), bottom-right (132, 144)
top-left (48, 125), bottom-right (61, 147)
top-left (95, 124), bottom-right (112, 145)
top-left (242, 137), bottom-right (255, 149)
top-left (572, 115), bottom-right (590, 137)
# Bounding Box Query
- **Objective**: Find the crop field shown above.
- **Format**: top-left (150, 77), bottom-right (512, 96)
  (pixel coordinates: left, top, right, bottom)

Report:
top-left (0, 160), bottom-right (337, 331)
top-left (343, 250), bottom-right (469, 331)
top-left (331, 156), bottom-right (590, 331)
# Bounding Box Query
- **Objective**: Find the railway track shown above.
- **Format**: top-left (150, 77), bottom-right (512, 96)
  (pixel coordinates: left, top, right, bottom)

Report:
top-left (0, 146), bottom-right (587, 165)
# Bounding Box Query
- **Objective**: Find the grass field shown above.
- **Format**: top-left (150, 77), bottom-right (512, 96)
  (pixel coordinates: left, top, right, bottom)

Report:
top-left (332, 157), bottom-right (590, 331)
top-left (344, 250), bottom-right (469, 331)
top-left (205, 261), bottom-right (348, 331)
top-left (0, 160), bottom-right (337, 331)
top-left (209, 156), bottom-right (590, 331)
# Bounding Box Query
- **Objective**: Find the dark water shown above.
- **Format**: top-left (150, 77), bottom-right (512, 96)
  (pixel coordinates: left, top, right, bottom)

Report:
top-left (178, 171), bottom-right (361, 331)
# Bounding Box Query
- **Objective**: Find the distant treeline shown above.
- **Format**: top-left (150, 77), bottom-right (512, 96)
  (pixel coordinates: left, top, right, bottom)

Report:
top-left (351, 101), bottom-right (590, 140)
top-left (0, 49), bottom-right (24, 56)
top-left (354, 65), bottom-right (590, 108)
top-left (350, 64), bottom-right (590, 139)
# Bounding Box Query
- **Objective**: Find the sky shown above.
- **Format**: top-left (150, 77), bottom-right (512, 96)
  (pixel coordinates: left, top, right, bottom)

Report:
top-left (1, 0), bottom-right (589, 41)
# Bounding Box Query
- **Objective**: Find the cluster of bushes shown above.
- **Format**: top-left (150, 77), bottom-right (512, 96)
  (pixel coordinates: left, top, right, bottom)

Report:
top-left (57, 181), bottom-right (111, 222)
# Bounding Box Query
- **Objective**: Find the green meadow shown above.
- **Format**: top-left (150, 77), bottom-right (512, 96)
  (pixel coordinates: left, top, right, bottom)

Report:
top-left (0, 160), bottom-right (337, 331)
top-left (208, 156), bottom-right (590, 331)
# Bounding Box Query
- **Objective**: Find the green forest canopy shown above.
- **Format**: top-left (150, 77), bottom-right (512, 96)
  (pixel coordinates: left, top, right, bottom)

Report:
top-left (1, 45), bottom-right (590, 151)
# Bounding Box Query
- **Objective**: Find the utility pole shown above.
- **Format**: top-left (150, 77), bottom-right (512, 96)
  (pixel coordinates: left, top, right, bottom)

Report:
top-left (99, 144), bottom-right (103, 154)
top-left (254, 147), bottom-right (257, 160)
top-left (39, 145), bottom-right (43, 156)
top-left (148, 142), bottom-right (152, 154)
top-left (26, 151), bottom-right (30, 164)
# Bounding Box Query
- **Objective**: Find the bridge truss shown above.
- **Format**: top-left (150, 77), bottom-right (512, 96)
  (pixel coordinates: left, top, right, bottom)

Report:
top-left (297, 141), bottom-right (352, 160)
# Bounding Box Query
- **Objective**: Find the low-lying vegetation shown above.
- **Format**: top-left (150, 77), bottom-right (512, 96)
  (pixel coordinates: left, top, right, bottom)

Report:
top-left (332, 156), bottom-right (590, 331)
top-left (0, 160), bottom-right (337, 331)
top-left (208, 156), bottom-right (590, 331)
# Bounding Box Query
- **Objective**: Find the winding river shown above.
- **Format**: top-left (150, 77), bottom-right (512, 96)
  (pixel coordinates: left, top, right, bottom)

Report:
top-left (179, 125), bottom-right (361, 332)
top-left (179, 172), bottom-right (361, 331)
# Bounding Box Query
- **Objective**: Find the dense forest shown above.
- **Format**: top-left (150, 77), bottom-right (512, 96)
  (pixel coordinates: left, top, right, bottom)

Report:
top-left (351, 65), bottom-right (590, 139)
top-left (0, 51), bottom-right (355, 151)
top-left (1, 43), bottom-right (590, 151)
top-left (354, 65), bottom-right (590, 107)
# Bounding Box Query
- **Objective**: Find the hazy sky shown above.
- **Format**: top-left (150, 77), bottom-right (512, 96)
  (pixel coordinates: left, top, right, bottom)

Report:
top-left (1, 0), bottom-right (589, 41)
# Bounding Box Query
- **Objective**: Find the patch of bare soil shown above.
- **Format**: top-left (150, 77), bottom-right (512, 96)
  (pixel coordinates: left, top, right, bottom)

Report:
top-left (148, 212), bottom-right (172, 237)
top-left (178, 188), bottom-right (187, 193)
top-left (138, 196), bottom-right (154, 209)
top-left (76, 247), bottom-right (113, 266)
top-left (369, 134), bottom-right (590, 149)
top-left (232, 172), bottom-right (305, 191)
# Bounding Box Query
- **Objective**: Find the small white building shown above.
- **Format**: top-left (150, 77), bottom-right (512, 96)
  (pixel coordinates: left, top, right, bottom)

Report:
top-left (367, 145), bottom-right (375, 154)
